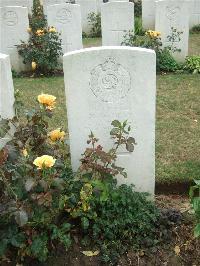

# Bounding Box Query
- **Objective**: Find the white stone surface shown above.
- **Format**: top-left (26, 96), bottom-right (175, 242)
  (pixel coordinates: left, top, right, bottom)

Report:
top-left (101, 1), bottom-right (134, 46)
top-left (63, 46), bottom-right (156, 194)
top-left (43, 0), bottom-right (69, 14)
top-left (0, 53), bottom-right (15, 149)
top-left (76, 0), bottom-right (98, 34)
top-left (155, 0), bottom-right (190, 62)
top-left (190, 0), bottom-right (200, 28)
top-left (47, 3), bottom-right (82, 55)
top-left (0, 6), bottom-right (29, 71)
top-left (0, 0), bottom-right (32, 13)
top-left (142, 0), bottom-right (156, 30)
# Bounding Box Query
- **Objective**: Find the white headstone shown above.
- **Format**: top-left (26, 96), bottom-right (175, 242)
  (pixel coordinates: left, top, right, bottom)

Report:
top-left (76, 0), bottom-right (98, 34)
top-left (155, 0), bottom-right (190, 62)
top-left (190, 0), bottom-right (200, 28)
top-left (0, 0), bottom-right (32, 13)
top-left (47, 3), bottom-right (82, 54)
top-left (0, 6), bottom-right (29, 71)
top-left (63, 46), bottom-right (156, 194)
top-left (0, 53), bottom-right (15, 149)
top-left (43, 0), bottom-right (69, 15)
top-left (101, 1), bottom-right (134, 46)
top-left (142, 0), bottom-right (156, 30)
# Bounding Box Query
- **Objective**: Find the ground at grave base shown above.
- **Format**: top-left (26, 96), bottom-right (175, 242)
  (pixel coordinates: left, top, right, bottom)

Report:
top-left (3, 195), bottom-right (199, 266)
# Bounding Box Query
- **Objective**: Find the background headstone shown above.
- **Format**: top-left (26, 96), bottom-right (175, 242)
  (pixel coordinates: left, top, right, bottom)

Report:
top-left (42, 0), bottom-right (70, 15)
top-left (76, 0), bottom-right (98, 35)
top-left (0, 53), bottom-right (15, 149)
top-left (142, 0), bottom-right (156, 30)
top-left (190, 0), bottom-right (200, 28)
top-left (0, 0), bottom-right (32, 13)
top-left (0, 6), bottom-right (29, 71)
top-left (63, 46), bottom-right (156, 194)
top-left (101, 1), bottom-right (134, 46)
top-left (47, 3), bottom-right (82, 55)
top-left (155, 0), bottom-right (190, 62)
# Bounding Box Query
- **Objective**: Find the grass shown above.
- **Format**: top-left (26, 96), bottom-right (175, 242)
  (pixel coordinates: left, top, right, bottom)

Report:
top-left (13, 33), bottom-right (200, 184)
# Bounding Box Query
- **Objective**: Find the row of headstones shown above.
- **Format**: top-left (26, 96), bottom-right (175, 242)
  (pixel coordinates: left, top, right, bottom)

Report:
top-left (0, 45), bottom-right (156, 194)
top-left (0, 1), bottom-right (134, 71)
top-left (142, 0), bottom-right (200, 30)
top-left (0, 0), bottom-right (191, 72)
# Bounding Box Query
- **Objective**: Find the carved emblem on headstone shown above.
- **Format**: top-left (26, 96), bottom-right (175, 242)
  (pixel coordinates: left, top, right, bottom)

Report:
top-left (3, 11), bottom-right (18, 26)
top-left (56, 8), bottom-right (72, 24)
top-left (166, 6), bottom-right (180, 23)
top-left (90, 57), bottom-right (131, 103)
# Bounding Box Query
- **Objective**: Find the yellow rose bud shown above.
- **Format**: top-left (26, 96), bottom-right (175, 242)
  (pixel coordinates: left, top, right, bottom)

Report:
top-left (49, 27), bottom-right (56, 33)
top-left (22, 149), bottom-right (28, 157)
top-left (33, 155), bottom-right (56, 169)
top-left (49, 128), bottom-right (65, 142)
top-left (38, 94), bottom-right (56, 110)
top-left (32, 61), bottom-right (37, 71)
top-left (36, 29), bottom-right (44, 36)
top-left (27, 27), bottom-right (32, 33)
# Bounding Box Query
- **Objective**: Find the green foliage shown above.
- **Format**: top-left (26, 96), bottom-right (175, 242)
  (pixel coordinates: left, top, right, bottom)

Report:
top-left (157, 48), bottom-right (180, 72)
top-left (189, 179), bottom-right (200, 238)
top-left (0, 96), bottom-right (179, 264)
top-left (0, 95), bottom-right (72, 262)
top-left (17, 0), bottom-right (62, 75)
top-left (122, 27), bottom-right (182, 73)
top-left (134, 16), bottom-right (145, 36)
top-left (190, 24), bottom-right (200, 33)
top-left (184, 56), bottom-right (200, 74)
top-left (87, 12), bottom-right (102, 38)
top-left (90, 185), bottom-right (161, 264)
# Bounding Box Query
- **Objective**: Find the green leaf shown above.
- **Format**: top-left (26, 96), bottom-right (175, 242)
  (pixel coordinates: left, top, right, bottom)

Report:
top-left (25, 178), bottom-right (35, 192)
top-left (194, 179), bottom-right (200, 186)
top-left (110, 128), bottom-right (120, 135)
top-left (81, 217), bottom-right (89, 230)
top-left (126, 142), bottom-right (135, 152)
top-left (0, 119), bottom-right (10, 138)
top-left (194, 223), bottom-right (200, 238)
top-left (0, 239), bottom-right (8, 256)
top-left (111, 120), bottom-right (121, 128)
top-left (15, 210), bottom-right (28, 227)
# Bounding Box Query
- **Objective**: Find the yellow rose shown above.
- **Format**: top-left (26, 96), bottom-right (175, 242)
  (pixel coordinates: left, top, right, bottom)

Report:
top-left (38, 94), bottom-right (56, 109)
top-left (49, 27), bottom-right (56, 33)
top-left (33, 155), bottom-right (56, 169)
top-left (22, 149), bottom-right (28, 157)
top-left (36, 29), bottom-right (44, 36)
top-left (32, 61), bottom-right (37, 71)
top-left (27, 27), bottom-right (32, 33)
top-left (49, 128), bottom-right (65, 142)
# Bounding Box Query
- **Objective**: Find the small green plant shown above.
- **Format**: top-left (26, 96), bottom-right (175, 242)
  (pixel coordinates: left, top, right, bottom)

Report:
top-left (184, 55), bottom-right (200, 74)
top-left (17, 0), bottom-right (62, 75)
top-left (190, 24), bottom-right (200, 33)
top-left (87, 12), bottom-right (102, 38)
top-left (122, 27), bottom-right (182, 72)
top-left (189, 180), bottom-right (200, 237)
top-left (134, 16), bottom-right (145, 35)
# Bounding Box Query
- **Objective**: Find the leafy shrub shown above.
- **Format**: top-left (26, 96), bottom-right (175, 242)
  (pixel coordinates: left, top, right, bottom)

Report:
top-left (190, 24), bottom-right (200, 33)
top-left (184, 56), bottom-right (200, 74)
top-left (122, 27), bottom-right (182, 72)
top-left (87, 12), bottom-right (102, 38)
top-left (17, 0), bottom-right (62, 75)
top-left (189, 180), bottom-right (200, 238)
top-left (0, 94), bottom-right (72, 262)
top-left (0, 95), bottom-right (179, 264)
